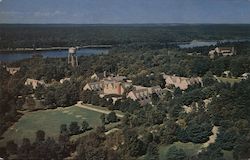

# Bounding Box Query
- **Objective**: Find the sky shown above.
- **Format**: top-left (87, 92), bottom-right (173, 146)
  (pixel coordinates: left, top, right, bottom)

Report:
top-left (0, 0), bottom-right (250, 24)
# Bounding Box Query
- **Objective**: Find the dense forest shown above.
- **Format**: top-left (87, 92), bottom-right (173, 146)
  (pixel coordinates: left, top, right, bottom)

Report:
top-left (1, 24), bottom-right (250, 50)
top-left (0, 26), bottom-right (250, 159)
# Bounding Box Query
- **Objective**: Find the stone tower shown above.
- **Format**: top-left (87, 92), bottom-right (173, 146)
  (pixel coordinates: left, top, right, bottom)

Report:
top-left (68, 47), bottom-right (78, 67)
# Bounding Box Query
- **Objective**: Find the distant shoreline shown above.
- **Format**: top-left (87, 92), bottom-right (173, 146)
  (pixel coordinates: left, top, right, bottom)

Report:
top-left (0, 45), bottom-right (112, 54)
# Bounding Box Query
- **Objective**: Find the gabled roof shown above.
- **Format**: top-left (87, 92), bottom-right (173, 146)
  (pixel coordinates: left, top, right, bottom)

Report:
top-left (91, 72), bottom-right (105, 80)
top-left (84, 81), bottom-right (103, 91)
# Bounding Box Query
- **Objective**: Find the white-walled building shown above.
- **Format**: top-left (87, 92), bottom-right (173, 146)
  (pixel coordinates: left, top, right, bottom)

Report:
top-left (241, 73), bottom-right (250, 80)
top-left (25, 78), bottom-right (46, 89)
top-left (209, 47), bottom-right (236, 59)
top-left (84, 74), bottom-right (164, 106)
top-left (6, 67), bottom-right (20, 75)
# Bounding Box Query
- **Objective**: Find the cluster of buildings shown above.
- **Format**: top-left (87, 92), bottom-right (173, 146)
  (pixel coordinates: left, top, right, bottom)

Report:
top-left (6, 67), bottom-right (20, 75)
top-left (221, 71), bottom-right (250, 80)
top-left (1, 65), bottom-right (20, 75)
top-left (83, 73), bottom-right (164, 106)
top-left (83, 71), bottom-right (250, 107)
top-left (208, 47), bottom-right (236, 59)
top-left (83, 73), bottom-right (204, 106)
top-left (24, 77), bottom-right (71, 89)
top-left (83, 75), bottom-right (129, 95)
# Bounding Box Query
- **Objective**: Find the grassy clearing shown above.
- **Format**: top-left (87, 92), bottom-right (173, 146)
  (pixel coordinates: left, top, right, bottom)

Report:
top-left (139, 142), bottom-right (202, 160)
top-left (159, 142), bottom-right (202, 159)
top-left (140, 141), bottom-right (232, 160)
top-left (223, 150), bottom-right (234, 160)
top-left (0, 106), bottom-right (102, 146)
top-left (216, 76), bottom-right (241, 85)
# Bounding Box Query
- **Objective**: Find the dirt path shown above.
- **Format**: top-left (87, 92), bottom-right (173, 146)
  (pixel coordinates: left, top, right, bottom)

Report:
top-left (75, 101), bottom-right (124, 118)
top-left (105, 128), bottom-right (120, 135)
top-left (202, 126), bottom-right (219, 148)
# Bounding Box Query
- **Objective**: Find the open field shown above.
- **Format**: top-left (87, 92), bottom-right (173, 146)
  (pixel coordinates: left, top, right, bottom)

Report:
top-left (138, 142), bottom-right (202, 160)
top-left (158, 142), bottom-right (233, 160)
top-left (215, 76), bottom-right (242, 85)
top-left (223, 150), bottom-right (234, 160)
top-left (159, 142), bottom-right (202, 159)
top-left (0, 106), bottom-right (103, 146)
top-left (140, 141), bottom-right (233, 160)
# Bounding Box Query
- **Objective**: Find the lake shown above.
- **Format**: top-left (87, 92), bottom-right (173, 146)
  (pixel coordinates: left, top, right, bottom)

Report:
top-left (178, 40), bottom-right (217, 48)
top-left (178, 39), bottom-right (250, 48)
top-left (0, 48), bottom-right (109, 62)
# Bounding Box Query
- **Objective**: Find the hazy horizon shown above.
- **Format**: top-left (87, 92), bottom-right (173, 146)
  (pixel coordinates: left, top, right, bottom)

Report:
top-left (1, 0), bottom-right (250, 24)
top-left (1, 23), bottom-right (250, 25)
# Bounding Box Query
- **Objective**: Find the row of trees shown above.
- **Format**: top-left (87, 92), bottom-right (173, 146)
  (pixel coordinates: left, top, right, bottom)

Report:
top-left (0, 66), bottom-right (29, 136)
top-left (60, 120), bottom-right (90, 136)
top-left (100, 112), bottom-right (119, 125)
top-left (1, 130), bottom-right (73, 159)
top-left (34, 80), bottom-right (80, 108)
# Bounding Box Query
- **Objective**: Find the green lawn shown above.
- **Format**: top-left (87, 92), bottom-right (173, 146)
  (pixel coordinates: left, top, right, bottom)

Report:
top-left (139, 142), bottom-right (202, 160)
top-left (223, 150), bottom-right (234, 160)
top-left (140, 142), bottom-right (233, 160)
top-left (0, 106), bottom-right (102, 146)
top-left (159, 142), bottom-right (233, 160)
top-left (159, 142), bottom-right (202, 159)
